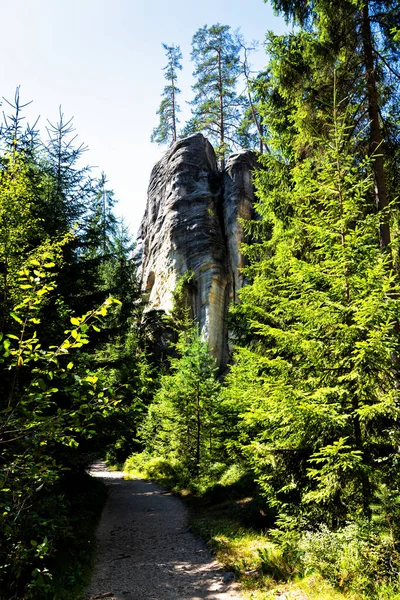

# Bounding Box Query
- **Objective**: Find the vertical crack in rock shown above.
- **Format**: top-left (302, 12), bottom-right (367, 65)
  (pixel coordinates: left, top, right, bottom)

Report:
top-left (138, 134), bottom-right (257, 369)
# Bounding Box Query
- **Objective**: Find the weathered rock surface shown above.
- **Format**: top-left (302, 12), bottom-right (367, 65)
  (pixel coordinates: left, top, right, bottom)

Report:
top-left (138, 134), bottom-right (256, 369)
top-left (224, 150), bottom-right (258, 303)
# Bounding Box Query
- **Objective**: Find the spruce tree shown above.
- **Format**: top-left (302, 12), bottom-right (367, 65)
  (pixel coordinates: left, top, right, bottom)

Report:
top-left (225, 89), bottom-right (400, 525)
top-left (0, 87), bottom-right (40, 158)
top-left (151, 43), bottom-right (182, 145)
top-left (265, 0), bottom-right (400, 252)
top-left (187, 24), bottom-right (245, 168)
top-left (83, 172), bottom-right (118, 263)
top-left (44, 107), bottom-right (92, 232)
top-left (141, 327), bottom-right (220, 476)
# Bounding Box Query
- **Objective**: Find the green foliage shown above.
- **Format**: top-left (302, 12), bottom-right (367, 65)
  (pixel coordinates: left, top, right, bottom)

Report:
top-left (186, 23), bottom-right (246, 164)
top-left (167, 269), bottom-right (196, 333)
top-left (212, 3), bottom-right (400, 592)
top-left (224, 92), bottom-right (400, 528)
top-left (219, 464), bottom-right (247, 488)
top-left (256, 518), bottom-right (400, 597)
top-left (0, 93), bottom-right (146, 599)
top-left (0, 249), bottom-right (124, 597)
top-left (151, 43), bottom-right (182, 145)
top-left (263, 0), bottom-right (400, 252)
top-left (124, 452), bottom-right (180, 481)
top-left (43, 107), bottom-right (92, 231)
top-left (300, 522), bottom-right (399, 595)
top-left (0, 150), bottom-right (47, 323)
top-left (140, 326), bottom-right (220, 476)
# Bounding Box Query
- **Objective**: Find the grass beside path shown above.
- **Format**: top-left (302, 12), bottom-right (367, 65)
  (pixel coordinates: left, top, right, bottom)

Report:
top-left (185, 497), bottom-right (359, 600)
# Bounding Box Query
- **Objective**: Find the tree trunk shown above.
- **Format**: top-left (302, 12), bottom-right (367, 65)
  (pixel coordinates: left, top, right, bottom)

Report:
top-left (247, 90), bottom-right (265, 154)
top-left (195, 382), bottom-right (201, 475)
top-left (217, 50), bottom-right (225, 170)
top-left (360, 2), bottom-right (391, 252)
top-left (171, 73), bottom-right (177, 143)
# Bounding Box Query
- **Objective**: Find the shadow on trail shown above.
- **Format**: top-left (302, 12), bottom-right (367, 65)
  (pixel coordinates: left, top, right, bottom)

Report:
top-left (86, 462), bottom-right (242, 600)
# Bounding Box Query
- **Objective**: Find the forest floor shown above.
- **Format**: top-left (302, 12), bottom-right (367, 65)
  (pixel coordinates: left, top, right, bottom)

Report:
top-left (85, 462), bottom-right (244, 600)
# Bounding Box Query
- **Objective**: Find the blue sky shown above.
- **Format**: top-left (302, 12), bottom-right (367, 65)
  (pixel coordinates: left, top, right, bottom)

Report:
top-left (0, 0), bottom-right (287, 235)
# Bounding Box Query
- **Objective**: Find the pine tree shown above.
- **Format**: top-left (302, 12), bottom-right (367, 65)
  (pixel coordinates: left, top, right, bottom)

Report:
top-left (187, 24), bottom-right (245, 168)
top-left (151, 43), bottom-right (182, 146)
top-left (0, 87), bottom-right (40, 158)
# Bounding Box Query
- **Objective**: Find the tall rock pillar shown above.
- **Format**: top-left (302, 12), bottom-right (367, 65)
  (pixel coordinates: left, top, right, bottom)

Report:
top-left (138, 134), bottom-right (257, 369)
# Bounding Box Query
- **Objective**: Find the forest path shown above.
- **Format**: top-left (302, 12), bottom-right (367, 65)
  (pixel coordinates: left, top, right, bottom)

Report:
top-left (86, 462), bottom-right (244, 600)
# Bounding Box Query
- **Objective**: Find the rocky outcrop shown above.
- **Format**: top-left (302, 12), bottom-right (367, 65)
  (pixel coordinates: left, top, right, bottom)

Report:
top-left (224, 150), bottom-right (258, 303)
top-left (138, 134), bottom-right (256, 369)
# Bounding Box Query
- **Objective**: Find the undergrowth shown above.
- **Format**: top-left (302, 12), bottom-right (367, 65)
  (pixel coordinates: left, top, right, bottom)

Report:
top-left (50, 471), bottom-right (107, 600)
top-left (7, 471), bottom-right (108, 600)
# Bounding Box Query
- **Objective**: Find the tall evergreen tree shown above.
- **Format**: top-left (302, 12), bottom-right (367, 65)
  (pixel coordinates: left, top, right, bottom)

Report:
top-left (84, 172), bottom-right (118, 258)
top-left (44, 107), bottom-right (92, 232)
top-left (187, 24), bottom-right (245, 168)
top-left (151, 43), bottom-right (182, 145)
top-left (265, 0), bottom-right (400, 252)
top-left (238, 47), bottom-right (269, 154)
top-left (0, 87), bottom-right (40, 158)
top-left (226, 91), bottom-right (400, 525)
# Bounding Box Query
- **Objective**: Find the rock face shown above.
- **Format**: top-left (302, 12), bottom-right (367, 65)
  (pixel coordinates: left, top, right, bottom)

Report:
top-left (224, 150), bottom-right (258, 303)
top-left (138, 134), bottom-right (256, 369)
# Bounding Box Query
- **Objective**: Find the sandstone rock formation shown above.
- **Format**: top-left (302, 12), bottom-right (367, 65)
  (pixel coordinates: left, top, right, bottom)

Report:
top-left (138, 133), bottom-right (257, 369)
top-left (224, 150), bottom-right (258, 303)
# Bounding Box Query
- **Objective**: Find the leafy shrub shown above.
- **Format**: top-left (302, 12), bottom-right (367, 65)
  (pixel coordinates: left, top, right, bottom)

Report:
top-left (124, 451), bottom-right (149, 473)
top-left (301, 523), bottom-right (371, 592)
top-left (301, 522), bottom-right (400, 597)
top-left (143, 457), bottom-right (178, 479)
top-left (257, 519), bottom-right (400, 597)
top-left (258, 543), bottom-right (304, 582)
top-left (124, 452), bottom-right (181, 481)
top-left (219, 464), bottom-right (247, 487)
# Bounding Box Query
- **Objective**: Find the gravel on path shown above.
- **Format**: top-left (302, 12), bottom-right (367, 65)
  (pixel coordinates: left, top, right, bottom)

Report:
top-left (86, 462), bottom-right (244, 600)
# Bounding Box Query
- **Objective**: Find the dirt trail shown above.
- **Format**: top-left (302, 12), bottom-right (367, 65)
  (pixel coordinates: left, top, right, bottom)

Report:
top-left (86, 463), bottom-right (244, 600)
